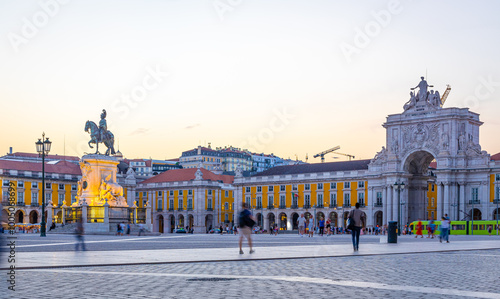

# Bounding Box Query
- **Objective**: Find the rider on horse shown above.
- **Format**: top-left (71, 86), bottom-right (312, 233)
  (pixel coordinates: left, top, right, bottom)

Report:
top-left (99, 109), bottom-right (108, 142)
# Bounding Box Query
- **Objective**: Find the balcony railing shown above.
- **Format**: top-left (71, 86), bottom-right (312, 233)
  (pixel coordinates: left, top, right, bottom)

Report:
top-left (317, 204), bottom-right (324, 208)
top-left (494, 199), bottom-right (500, 204)
top-left (157, 208), bottom-right (163, 212)
top-left (177, 207), bottom-right (184, 211)
top-left (329, 204), bottom-right (337, 208)
top-left (168, 207), bottom-right (174, 211)
top-left (374, 203), bottom-right (383, 207)
top-left (17, 202), bottom-right (25, 206)
top-left (31, 203), bottom-right (40, 207)
top-left (206, 208), bottom-right (213, 211)
top-left (267, 205), bottom-right (274, 210)
top-left (279, 205), bottom-right (287, 209)
top-left (469, 200), bottom-right (480, 205)
top-left (291, 204), bottom-right (298, 209)
top-left (343, 203), bottom-right (351, 208)
top-left (187, 207), bottom-right (193, 211)
top-left (304, 204), bottom-right (311, 209)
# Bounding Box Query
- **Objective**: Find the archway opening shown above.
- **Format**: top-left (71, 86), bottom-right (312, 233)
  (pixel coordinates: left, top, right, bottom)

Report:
top-left (316, 212), bottom-right (325, 227)
top-left (256, 213), bottom-right (262, 227)
top-left (170, 215), bottom-right (175, 233)
top-left (158, 215), bottom-right (164, 233)
top-left (494, 208), bottom-right (500, 220)
top-left (178, 215), bottom-right (184, 229)
top-left (329, 212), bottom-right (338, 227)
top-left (29, 211), bottom-right (38, 224)
top-left (470, 208), bottom-right (482, 220)
top-left (268, 213), bottom-right (276, 230)
top-left (279, 213), bottom-right (287, 230)
top-left (291, 213), bottom-right (299, 230)
top-left (403, 150), bottom-right (436, 224)
top-left (205, 214), bottom-right (213, 232)
top-left (16, 210), bottom-right (24, 224)
top-left (375, 211), bottom-right (383, 227)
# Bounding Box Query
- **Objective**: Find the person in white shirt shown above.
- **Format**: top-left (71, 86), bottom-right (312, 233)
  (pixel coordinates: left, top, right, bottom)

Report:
top-left (440, 216), bottom-right (450, 243)
top-left (297, 214), bottom-right (306, 236)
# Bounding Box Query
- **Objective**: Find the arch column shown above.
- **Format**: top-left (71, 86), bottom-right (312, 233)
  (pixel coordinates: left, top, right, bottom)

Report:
top-left (458, 182), bottom-right (466, 221)
top-left (437, 182), bottom-right (443, 220)
top-left (382, 186), bottom-right (388, 225)
top-left (286, 211), bottom-right (292, 230)
top-left (367, 187), bottom-right (374, 227)
top-left (443, 182), bottom-right (450, 217)
top-left (392, 186), bottom-right (398, 222)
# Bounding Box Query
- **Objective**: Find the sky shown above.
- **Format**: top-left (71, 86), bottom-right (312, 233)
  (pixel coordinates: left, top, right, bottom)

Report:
top-left (1, 0), bottom-right (499, 162)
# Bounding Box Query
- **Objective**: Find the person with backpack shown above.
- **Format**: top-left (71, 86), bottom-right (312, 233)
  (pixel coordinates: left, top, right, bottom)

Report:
top-left (239, 202), bottom-right (256, 254)
top-left (348, 202), bottom-right (366, 251)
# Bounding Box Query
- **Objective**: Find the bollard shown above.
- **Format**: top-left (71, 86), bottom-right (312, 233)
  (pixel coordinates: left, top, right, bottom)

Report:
top-left (388, 221), bottom-right (398, 243)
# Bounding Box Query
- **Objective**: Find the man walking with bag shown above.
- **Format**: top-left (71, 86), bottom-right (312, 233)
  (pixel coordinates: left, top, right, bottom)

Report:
top-left (348, 202), bottom-right (366, 252)
top-left (239, 202), bottom-right (256, 254)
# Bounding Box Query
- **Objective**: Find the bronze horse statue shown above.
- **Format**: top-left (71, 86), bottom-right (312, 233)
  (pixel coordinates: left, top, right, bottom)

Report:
top-left (85, 121), bottom-right (116, 156)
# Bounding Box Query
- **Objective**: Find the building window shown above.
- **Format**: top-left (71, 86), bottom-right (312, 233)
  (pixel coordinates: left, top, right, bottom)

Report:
top-left (225, 190), bottom-right (229, 197)
top-left (179, 190), bottom-right (183, 196)
top-left (135, 192), bottom-right (139, 198)
top-left (207, 199), bottom-right (212, 210)
top-left (305, 194), bottom-right (310, 207)
top-left (45, 192), bottom-right (51, 201)
top-left (158, 199), bottom-right (163, 210)
top-left (331, 182), bottom-right (336, 189)
top-left (305, 184), bottom-right (310, 191)
top-left (158, 191), bottom-right (163, 197)
top-left (18, 181), bottom-right (24, 188)
top-left (267, 186), bottom-right (273, 192)
top-left (2, 180), bottom-right (9, 187)
top-left (358, 181), bottom-right (365, 188)
top-left (169, 199), bottom-right (174, 210)
top-left (71, 194), bottom-right (76, 204)
top-left (268, 196), bottom-right (273, 207)
top-left (169, 190), bottom-right (174, 196)
top-left (45, 183), bottom-right (51, 189)
top-left (496, 187), bottom-right (500, 201)
top-left (257, 196), bottom-right (262, 209)
top-left (344, 193), bottom-right (350, 206)
top-left (431, 184), bottom-right (435, 192)
top-left (178, 199), bottom-right (183, 209)
top-left (225, 202), bottom-right (229, 210)
top-left (17, 192), bottom-right (24, 204)
top-left (188, 190), bottom-right (193, 195)
top-left (344, 182), bottom-right (351, 189)
top-left (71, 184), bottom-right (77, 191)
top-left (471, 188), bottom-right (479, 202)
top-left (246, 187), bottom-right (251, 193)
top-left (257, 186), bottom-right (262, 192)
top-left (208, 190), bottom-right (212, 195)
top-left (317, 183), bottom-right (323, 190)
top-left (430, 197), bottom-right (434, 207)
top-left (496, 174), bottom-right (500, 181)
top-left (280, 195), bottom-right (286, 207)
top-left (358, 192), bottom-right (365, 206)
top-left (32, 182), bottom-right (38, 189)
top-left (188, 198), bottom-right (193, 210)
top-left (59, 184), bottom-right (64, 190)
top-left (317, 193), bottom-right (323, 206)
top-left (142, 192), bottom-right (147, 197)
top-left (376, 192), bottom-right (382, 206)
top-left (292, 184), bottom-right (297, 191)
top-left (32, 192), bottom-right (38, 203)
top-left (330, 193), bottom-right (337, 207)
top-left (58, 194), bottom-right (64, 205)
top-left (225, 213), bottom-right (229, 222)
top-left (280, 185), bottom-right (286, 192)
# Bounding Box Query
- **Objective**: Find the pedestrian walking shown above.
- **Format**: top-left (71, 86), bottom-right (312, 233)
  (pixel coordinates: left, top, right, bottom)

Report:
top-left (126, 223), bottom-right (131, 235)
top-left (325, 218), bottom-right (331, 236)
top-left (415, 220), bottom-right (423, 238)
top-left (238, 202), bottom-right (255, 254)
top-left (428, 219), bottom-right (436, 239)
top-left (319, 217), bottom-right (325, 236)
top-left (440, 216), bottom-right (450, 243)
top-left (75, 219), bottom-right (86, 251)
top-left (488, 225), bottom-right (493, 236)
top-left (308, 215), bottom-right (314, 237)
top-left (138, 223), bottom-right (145, 236)
top-left (348, 202), bottom-right (366, 251)
top-left (297, 213), bottom-right (306, 237)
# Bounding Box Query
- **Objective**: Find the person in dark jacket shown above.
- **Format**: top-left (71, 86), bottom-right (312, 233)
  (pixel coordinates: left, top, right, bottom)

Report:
top-left (348, 202), bottom-right (366, 251)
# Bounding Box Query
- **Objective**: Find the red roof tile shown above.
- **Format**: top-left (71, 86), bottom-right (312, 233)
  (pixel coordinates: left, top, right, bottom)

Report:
top-left (491, 152), bottom-right (500, 161)
top-left (141, 168), bottom-right (234, 184)
top-left (0, 159), bottom-right (81, 175)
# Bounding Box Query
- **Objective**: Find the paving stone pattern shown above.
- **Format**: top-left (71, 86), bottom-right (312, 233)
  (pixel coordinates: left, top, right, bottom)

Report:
top-left (4, 249), bottom-right (500, 299)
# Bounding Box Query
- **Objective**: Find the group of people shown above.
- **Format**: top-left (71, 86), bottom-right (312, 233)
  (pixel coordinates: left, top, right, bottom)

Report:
top-left (116, 222), bottom-right (146, 236)
top-left (414, 214), bottom-right (451, 243)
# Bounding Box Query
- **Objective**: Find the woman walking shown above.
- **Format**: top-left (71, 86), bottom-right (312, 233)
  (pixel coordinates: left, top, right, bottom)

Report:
top-left (308, 215), bottom-right (314, 237)
top-left (415, 220), bottom-right (423, 238)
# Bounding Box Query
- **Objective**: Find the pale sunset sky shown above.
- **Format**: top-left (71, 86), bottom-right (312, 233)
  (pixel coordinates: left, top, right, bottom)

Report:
top-left (1, 0), bottom-right (499, 161)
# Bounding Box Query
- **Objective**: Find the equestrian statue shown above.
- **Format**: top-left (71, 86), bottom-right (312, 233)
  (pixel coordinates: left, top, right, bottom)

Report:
top-left (84, 109), bottom-right (116, 156)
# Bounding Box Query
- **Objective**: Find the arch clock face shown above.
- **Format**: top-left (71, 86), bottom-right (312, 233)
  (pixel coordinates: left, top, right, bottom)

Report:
top-left (82, 181), bottom-right (88, 190)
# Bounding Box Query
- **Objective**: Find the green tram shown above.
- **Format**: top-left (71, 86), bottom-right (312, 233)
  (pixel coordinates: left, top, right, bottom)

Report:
top-left (409, 220), bottom-right (499, 235)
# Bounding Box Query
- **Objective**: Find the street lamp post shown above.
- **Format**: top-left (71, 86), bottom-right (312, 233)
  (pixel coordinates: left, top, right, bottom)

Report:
top-left (35, 133), bottom-right (52, 237)
top-left (394, 180), bottom-right (405, 236)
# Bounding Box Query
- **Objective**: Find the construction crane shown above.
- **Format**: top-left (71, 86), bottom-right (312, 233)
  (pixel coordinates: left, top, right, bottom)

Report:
top-left (332, 152), bottom-right (355, 161)
top-left (440, 84), bottom-right (451, 107)
top-left (314, 146), bottom-right (340, 163)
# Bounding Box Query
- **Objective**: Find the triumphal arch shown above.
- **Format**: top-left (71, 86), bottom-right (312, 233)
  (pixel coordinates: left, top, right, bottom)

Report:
top-left (368, 77), bottom-right (497, 226)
